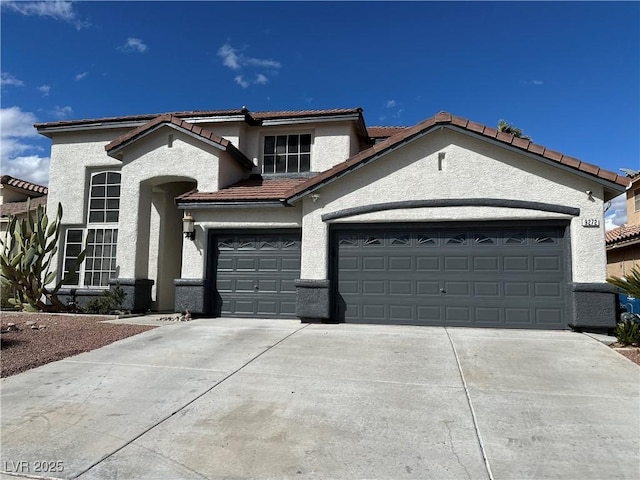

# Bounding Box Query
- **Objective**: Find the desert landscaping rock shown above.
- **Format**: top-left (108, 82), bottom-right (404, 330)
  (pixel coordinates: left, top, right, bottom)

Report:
top-left (1, 313), bottom-right (156, 377)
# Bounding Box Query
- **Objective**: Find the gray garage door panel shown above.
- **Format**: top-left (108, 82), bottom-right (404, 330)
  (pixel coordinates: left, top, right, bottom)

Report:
top-left (213, 233), bottom-right (301, 318)
top-left (334, 226), bottom-right (567, 329)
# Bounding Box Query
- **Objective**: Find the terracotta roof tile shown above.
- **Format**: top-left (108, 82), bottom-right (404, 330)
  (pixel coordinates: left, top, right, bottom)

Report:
top-left (0, 176), bottom-right (48, 195)
top-left (0, 196), bottom-right (48, 217)
top-left (543, 149), bottom-right (563, 162)
top-left (560, 155), bottom-right (581, 168)
top-left (367, 126), bottom-right (409, 138)
top-left (511, 136), bottom-right (531, 149)
top-left (496, 131), bottom-right (514, 143)
top-left (176, 177), bottom-right (313, 203)
top-left (466, 121), bottom-right (485, 133)
top-left (606, 224), bottom-right (640, 245)
top-left (527, 144), bottom-right (545, 155)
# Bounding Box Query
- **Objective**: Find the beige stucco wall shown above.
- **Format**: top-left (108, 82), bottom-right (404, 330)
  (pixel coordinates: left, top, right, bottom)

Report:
top-left (180, 207), bottom-right (302, 279)
top-left (297, 128), bottom-right (610, 283)
top-left (607, 243), bottom-right (640, 278)
top-left (626, 178), bottom-right (640, 225)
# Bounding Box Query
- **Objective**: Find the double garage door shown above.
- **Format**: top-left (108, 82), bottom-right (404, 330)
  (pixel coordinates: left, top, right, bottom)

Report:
top-left (212, 223), bottom-right (568, 329)
top-left (334, 224), bottom-right (568, 329)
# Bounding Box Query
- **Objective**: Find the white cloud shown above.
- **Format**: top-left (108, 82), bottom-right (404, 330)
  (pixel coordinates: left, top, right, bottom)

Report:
top-left (38, 84), bottom-right (51, 96)
top-left (386, 100), bottom-right (397, 108)
top-left (605, 193), bottom-right (628, 231)
top-left (1, 72), bottom-right (24, 87)
top-left (119, 37), bottom-right (148, 53)
top-left (521, 79), bottom-right (544, 86)
top-left (0, 107), bottom-right (50, 185)
top-left (50, 106), bottom-right (73, 119)
top-left (217, 43), bottom-right (281, 71)
top-left (2, 0), bottom-right (89, 29)
top-left (234, 75), bottom-right (249, 88)
top-left (255, 74), bottom-right (269, 85)
top-left (75, 72), bottom-right (88, 81)
top-left (2, 155), bottom-right (50, 185)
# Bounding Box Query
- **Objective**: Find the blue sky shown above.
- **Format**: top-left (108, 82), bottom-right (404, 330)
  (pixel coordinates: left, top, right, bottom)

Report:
top-left (1, 1), bottom-right (638, 227)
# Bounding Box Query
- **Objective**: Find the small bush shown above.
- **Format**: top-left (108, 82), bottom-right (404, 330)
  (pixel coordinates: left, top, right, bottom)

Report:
top-left (615, 314), bottom-right (640, 346)
top-left (85, 284), bottom-right (127, 315)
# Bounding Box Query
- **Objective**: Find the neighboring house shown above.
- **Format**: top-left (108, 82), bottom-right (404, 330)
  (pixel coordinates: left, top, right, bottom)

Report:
top-left (35, 108), bottom-right (629, 330)
top-left (606, 172), bottom-right (640, 278)
top-left (0, 175), bottom-right (48, 238)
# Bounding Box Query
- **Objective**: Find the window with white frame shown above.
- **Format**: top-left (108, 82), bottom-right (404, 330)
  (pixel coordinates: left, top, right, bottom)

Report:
top-left (62, 171), bottom-right (120, 288)
top-left (263, 134), bottom-right (311, 173)
top-left (635, 188), bottom-right (640, 212)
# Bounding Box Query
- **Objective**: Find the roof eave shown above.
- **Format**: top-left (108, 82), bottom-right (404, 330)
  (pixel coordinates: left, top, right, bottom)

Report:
top-left (176, 200), bottom-right (288, 209)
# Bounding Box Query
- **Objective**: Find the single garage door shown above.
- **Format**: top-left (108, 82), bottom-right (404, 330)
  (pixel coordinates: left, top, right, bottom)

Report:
top-left (333, 223), bottom-right (568, 329)
top-left (212, 231), bottom-right (301, 318)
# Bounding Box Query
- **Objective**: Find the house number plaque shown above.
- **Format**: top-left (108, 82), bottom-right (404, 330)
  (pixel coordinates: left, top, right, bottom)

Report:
top-left (581, 218), bottom-right (600, 227)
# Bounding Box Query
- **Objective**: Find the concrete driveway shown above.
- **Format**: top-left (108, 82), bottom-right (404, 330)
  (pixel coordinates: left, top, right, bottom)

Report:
top-left (1, 318), bottom-right (638, 480)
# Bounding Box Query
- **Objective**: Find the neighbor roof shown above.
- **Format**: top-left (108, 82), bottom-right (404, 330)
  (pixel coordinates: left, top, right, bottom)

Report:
top-left (606, 224), bottom-right (640, 246)
top-left (0, 175), bottom-right (48, 196)
top-left (284, 111), bottom-right (630, 202)
top-left (0, 195), bottom-right (48, 218)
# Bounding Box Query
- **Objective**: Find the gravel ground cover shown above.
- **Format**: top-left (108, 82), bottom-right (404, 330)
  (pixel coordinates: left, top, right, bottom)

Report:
top-left (1, 312), bottom-right (157, 378)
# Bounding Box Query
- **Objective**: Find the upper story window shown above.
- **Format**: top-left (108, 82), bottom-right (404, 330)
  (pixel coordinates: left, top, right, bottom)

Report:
top-left (635, 188), bottom-right (640, 212)
top-left (89, 172), bottom-right (121, 223)
top-left (263, 134), bottom-right (311, 174)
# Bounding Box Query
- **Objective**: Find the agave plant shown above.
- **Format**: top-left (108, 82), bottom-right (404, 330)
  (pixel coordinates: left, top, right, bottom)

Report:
top-left (0, 199), bottom-right (85, 312)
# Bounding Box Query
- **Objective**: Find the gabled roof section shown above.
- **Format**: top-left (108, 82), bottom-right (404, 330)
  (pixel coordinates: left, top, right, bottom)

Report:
top-left (104, 114), bottom-right (254, 168)
top-left (0, 175), bottom-right (48, 196)
top-left (284, 111), bottom-right (630, 202)
top-left (606, 224), bottom-right (640, 246)
top-left (176, 176), bottom-right (312, 205)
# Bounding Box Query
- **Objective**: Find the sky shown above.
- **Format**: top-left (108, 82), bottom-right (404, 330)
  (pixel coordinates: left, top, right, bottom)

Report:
top-left (1, 1), bottom-right (638, 228)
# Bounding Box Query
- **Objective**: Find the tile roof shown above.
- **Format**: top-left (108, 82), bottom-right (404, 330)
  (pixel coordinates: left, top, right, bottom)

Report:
top-left (104, 115), bottom-right (253, 168)
top-left (176, 177), bottom-right (312, 203)
top-left (0, 175), bottom-right (48, 195)
top-left (251, 108), bottom-right (362, 120)
top-left (606, 224), bottom-right (640, 245)
top-left (35, 108), bottom-right (364, 129)
top-left (367, 126), bottom-right (409, 138)
top-left (0, 196), bottom-right (48, 217)
top-left (283, 111), bottom-right (630, 201)
top-left (35, 110), bottom-right (246, 129)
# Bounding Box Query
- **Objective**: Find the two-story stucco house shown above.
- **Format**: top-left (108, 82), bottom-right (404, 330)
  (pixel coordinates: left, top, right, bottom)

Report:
top-left (35, 108), bottom-right (629, 329)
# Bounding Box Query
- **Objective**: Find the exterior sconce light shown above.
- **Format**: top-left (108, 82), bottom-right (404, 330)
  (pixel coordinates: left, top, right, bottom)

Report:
top-left (311, 194), bottom-right (320, 203)
top-left (183, 212), bottom-right (195, 240)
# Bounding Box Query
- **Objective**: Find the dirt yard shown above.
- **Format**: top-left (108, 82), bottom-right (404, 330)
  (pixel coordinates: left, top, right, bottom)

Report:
top-left (1, 312), bottom-right (156, 377)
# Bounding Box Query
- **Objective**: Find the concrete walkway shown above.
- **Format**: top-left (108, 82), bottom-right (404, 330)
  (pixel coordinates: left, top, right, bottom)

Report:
top-left (1, 319), bottom-right (638, 479)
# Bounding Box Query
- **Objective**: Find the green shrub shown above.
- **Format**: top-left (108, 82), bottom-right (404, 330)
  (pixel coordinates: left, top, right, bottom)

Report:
top-left (615, 314), bottom-right (640, 346)
top-left (85, 284), bottom-right (127, 315)
top-left (608, 267), bottom-right (640, 299)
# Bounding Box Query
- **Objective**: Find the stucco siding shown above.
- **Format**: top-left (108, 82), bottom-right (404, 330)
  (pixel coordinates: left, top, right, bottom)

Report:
top-left (47, 130), bottom-right (126, 225)
top-left (298, 129), bottom-right (608, 283)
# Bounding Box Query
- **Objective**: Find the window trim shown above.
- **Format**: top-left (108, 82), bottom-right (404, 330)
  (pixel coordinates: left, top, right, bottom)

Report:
top-left (261, 132), bottom-right (313, 174)
top-left (634, 188), bottom-right (640, 212)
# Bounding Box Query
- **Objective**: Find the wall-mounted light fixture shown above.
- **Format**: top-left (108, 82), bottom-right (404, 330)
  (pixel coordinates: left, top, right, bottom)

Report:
top-left (183, 212), bottom-right (195, 240)
top-left (311, 194), bottom-right (320, 203)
